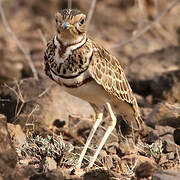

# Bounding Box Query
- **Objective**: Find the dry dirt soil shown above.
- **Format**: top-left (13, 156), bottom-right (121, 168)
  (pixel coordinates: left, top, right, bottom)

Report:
top-left (0, 0), bottom-right (180, 179)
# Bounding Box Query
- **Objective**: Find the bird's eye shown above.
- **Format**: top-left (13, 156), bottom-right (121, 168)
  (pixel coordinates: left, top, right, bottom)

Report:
top-left (55, 18), bottom-right (58, 23)
top-left (80, 19), bottom-right (85, 25)
top-left (55, 19), bottom-right (62, 26)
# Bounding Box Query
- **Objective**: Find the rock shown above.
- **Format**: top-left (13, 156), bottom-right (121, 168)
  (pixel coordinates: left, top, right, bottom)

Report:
top-left (0, 83), bottom-right (20, 121)
top-left (134, 93), bottom-right (146, 107)
top-left (173, 128), bottom-right (180, 145)
top-left (0, 57), bottom-right (23, 83)
top-left (7, 123), bottom-right (26, 149)
top-left (14, 165), bottom-right (36, 180)
top-left (0, 78), bottom-right (94, 128)
top-left (84, 169), bottom-right (115, 180)
top-left (53, 119), bottom-right (66, 128)
top-left (129, 46), bottom-right (180, 82)
top-left (41, 157), bottom-right (57, 172)
top-left (122, 154), bottom-right (155, 167)
top-left (139, 124), bottom-right (180, 156)
top-left (30, 169), bottom-right (64, 180)
top-left (152, 170), bottom-right (180, 180)
top-left (67, 115), bottom-right (94, 138)
top-left (151, 70), bottom-right (180, 103)
top-left (153, 125), bottom-right (174, 143)
top-left (118, 138), bottom-right (139, 156)
top-left (128, 47), bottom-right (180, 102)
top-left (146, 125), bottom-right (180, 155)
top-left (145, 102), bottom-right (180, 128)
top-left (0, 114), bottom-right (17, 179)
top-left (135, 161), bottom-right (158, 179)
top-left (163, 140), bottom-right (179, 154)
top-left (99, 150), bottom-right (113, 169)
top-left (145, 131), bottom-right (159, 144)
top-left (167, 152), bottom-right (175, 160)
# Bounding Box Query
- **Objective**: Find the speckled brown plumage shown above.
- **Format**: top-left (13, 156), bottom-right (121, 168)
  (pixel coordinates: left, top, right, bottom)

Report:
top-left (89, 41), bottom-right (142, 129)
top-left (45, 37), bottom-right (142, 128)
top-left (44, 9), bottom-right (143, 168)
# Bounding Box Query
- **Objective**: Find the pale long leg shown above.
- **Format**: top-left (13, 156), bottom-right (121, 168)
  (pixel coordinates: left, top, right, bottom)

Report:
top-left (88, 102), bottom-right (117, 168)
top-left (77, 112), bottom-right (103, 168)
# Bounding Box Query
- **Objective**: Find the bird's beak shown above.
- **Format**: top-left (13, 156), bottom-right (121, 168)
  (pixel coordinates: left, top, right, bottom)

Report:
top-left (62, 22), bottom-right (74, 30)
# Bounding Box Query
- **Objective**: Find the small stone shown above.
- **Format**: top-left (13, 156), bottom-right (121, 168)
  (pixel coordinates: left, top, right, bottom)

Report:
top-left (145, 131), bottom-right (158, 144)
top-left (7, 123), bottom-right (26, 149)
top-left (163, 141), bottom-right (177, 153)
top-left (100, 149), bottom-right (107, 157)
top-left (0, 114), bottom-right (17, 179)
top-left (104, 156), bottom-right (113, 169)
top-left (53, 119), bottom-right (66, 128)
top-left (167, 152), bottom-right (175, 160)
top-left (43, 157), bottom-right (57, 171)
top-left (159, 153), bottom-right (168, 164)
top-left (108, 145), bottom-right (117, 155)
top-left (84, 169), bottom-right (114, 180)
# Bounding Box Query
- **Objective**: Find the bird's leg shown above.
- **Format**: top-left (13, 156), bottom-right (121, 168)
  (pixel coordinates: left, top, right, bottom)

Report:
top-left (77, 112), bottom-right (103, 168)
top-left (88, 102), bottom-right (117, 168)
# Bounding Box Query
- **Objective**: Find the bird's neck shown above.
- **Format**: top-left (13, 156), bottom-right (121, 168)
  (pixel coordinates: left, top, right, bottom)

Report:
top-left (53, 34), bottom-right (87, 65)
top-left (56, 33), bottom-right (86, 47)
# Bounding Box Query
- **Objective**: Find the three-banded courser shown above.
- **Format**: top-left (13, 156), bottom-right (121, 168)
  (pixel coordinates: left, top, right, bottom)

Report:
top-left (44, 9), bottom-right (143, 169)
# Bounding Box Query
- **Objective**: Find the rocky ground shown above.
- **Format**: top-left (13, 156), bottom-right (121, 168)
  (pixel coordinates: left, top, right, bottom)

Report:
top-left (0, 0), bottom-right (180, 179)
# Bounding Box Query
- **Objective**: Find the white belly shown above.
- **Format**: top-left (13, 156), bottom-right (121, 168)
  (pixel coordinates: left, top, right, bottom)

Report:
top-left (62, 80), bottom-right (112, 105)
top-left (50, 68), bottom-right (123, 106)
top-left (62, 80), bottom-right (135, 121)
top-left (50, 70), bottom-right (136, 120)
top-left (51, 69), bottom-right (113, 105)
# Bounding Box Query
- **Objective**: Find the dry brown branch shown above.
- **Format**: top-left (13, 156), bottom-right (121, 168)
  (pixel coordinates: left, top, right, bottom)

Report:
top-left (137, 0), bottom-right (158, 18)
top-left (37, 29), bottom-right (47, 46)
top-left (86, 0), bottom-right (96, 29)
top-left (4, 82), bottom-right (25, 118)
top-left (4, 82), bottom-right (24, 103)
top-left (68, 0), bottom-right (72, 9)
top-left (38, 85), bottom-right (51, 98)
top-left (109, 0), bottom-right (180, 50)
top-left (138, 0), bottom-right (177, 45)
top-left (153, 0), bottom-right (159, 18)
top-left (0, 4), bottom-right (38, 80)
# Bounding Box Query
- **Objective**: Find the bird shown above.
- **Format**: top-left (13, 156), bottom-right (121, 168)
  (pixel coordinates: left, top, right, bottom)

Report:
top-left (44, 9), bottom-right (143, 169)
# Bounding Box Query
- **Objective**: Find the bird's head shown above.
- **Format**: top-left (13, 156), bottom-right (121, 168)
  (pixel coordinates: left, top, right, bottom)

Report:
top-left (55, 9), bottom-right (86, 45)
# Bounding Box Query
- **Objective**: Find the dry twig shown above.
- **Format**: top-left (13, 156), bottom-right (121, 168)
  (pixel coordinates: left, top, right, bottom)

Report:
top-left (110, 0), bottom-right (180, 49)
top-left (37, 29), bottom-right (47, 46)
top-left (68, 0), bottom-right (72, 9)
top-left (86, 0), bottom-right (96, 29)
top-left (0, 4), bottom-right (38, 80)
top-left (4, 82), bottom-right (25, 118)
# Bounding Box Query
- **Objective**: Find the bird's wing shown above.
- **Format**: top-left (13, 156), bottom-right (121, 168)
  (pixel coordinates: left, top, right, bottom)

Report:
top-left (44, 39), bottom-right (56, 80)
top-left (88, 41), bottom-right (142, 129)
